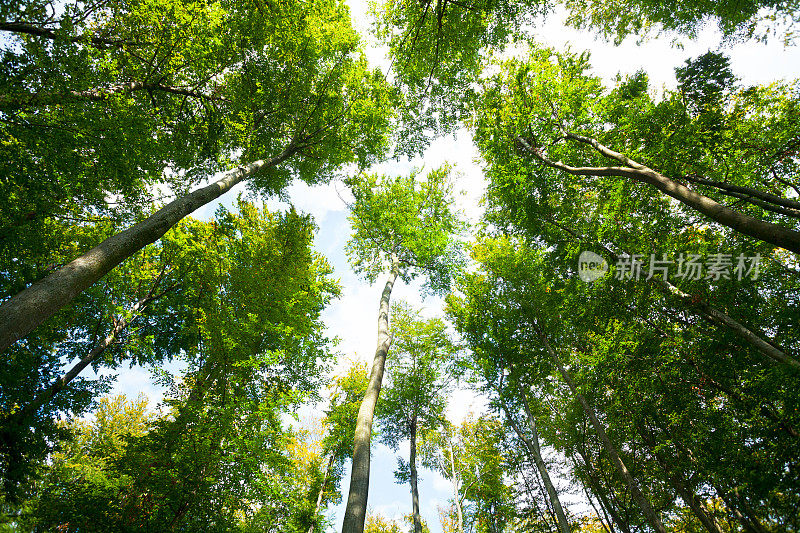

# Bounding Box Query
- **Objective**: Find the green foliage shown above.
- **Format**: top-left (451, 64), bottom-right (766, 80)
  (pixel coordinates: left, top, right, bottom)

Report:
top-left (346, 165), bottom-right (465, 294)
top-left (372, 0), bottom-right (541, 153)
top-left (1, 199), bottom-right (340, 508)
top-left (377, 301), bottom-right (456, 463)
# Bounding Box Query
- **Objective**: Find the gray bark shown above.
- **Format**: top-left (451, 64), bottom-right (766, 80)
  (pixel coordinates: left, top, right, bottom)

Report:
top-left (544, 217), bottom-right (800, 371)
top-left (534, 326), bottom-right (668, 533)
top-left (341, 256), bottom-right (400, 533)
top-left (308, 454), bottom-right (335, 533)
top-left (500, 391), bottom-right (571, 533)
top-left (448, 441), bottom-right (465, 533)
top-left (518, 134), bottom-right (800, 254)
top-left (0, 146), bottom-right (295, 354)
top-left (410, 415), bottom-right (423, 533)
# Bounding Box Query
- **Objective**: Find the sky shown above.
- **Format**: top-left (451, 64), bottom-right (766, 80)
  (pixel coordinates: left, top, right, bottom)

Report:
top-left (98, 2), bottom-right (800, 532)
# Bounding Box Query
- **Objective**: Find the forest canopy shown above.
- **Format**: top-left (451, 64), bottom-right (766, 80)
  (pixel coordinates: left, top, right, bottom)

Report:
top-left (0, 0), bottom-right (798, 532)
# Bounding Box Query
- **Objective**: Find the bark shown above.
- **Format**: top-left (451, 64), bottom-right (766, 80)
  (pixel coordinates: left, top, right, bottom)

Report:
top-left (635, 423), bottom-right (724, 533)
top-left (409, 415), bottom-right (423, 533)
top-left (533, 326), bottom-right (668, 533)
top-left (0, 22), bottom-right (145, 47)
top-left (13, 266), bottom-right (172, 421)
top-left (341, 255), bottom-right (400, 533)
top-left (682, 174), bottom-right (800, 212)
top-left (308, 454), bottom-right (335, 533)
top-left (544, 216), bottom-right (800, 371)
top-left (0, 81), bottom-right (227, 109)
top-left (499, 391), bottom-right (570, 533)
top-left (0, 145), bottom-right (296, 354)
top-left (517, 134), bottom-right (800, 254)
top-left (576, 447), bottom-right (632, 533)
top-left (447, 440), bottom-right (465, 533)
top-left (713, 484), bottom-right (768, 533)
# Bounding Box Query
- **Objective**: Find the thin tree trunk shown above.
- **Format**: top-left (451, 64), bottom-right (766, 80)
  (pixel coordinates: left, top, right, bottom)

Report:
top-left (14, 266), bottom-right (171, 421)
top-left (576, 447), bottom-right (632, 533)
top-left (341, 256), bottom-right (400, 533)
top-left (0, 21), bottom-right (142, 47)
top-left (447, 440), bottom-right (465, 533)
top-left (0, 145), bottom-right (296, 354)
top-left (410, 415), bottom-right (423, 533)
top-left (518, 134), bottom-right (800, 253)
top-left (544, 216), bottom-right (800, 371)
top-left (635, 423), bottom-right (724, 533)
top-left (308, 454), bottom-right (335, 533)
top-left (499, 391), bottom-right (571, 533)
top-left (533, 325), bottom-right (668, 533)
top-left (0, 81), bottom-right (226, 109)
top-left (713, 483), bottom-right (768, 533)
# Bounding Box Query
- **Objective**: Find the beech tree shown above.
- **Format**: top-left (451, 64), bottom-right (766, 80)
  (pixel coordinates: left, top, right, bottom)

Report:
top-left (1, 199), bottom-right (340, 506)
top-left (377, 302), bottom-right (456, 533)
top-left (0, 0), bottom-right (396, 353)
top-left (341, 166), bottom-right (464, 533)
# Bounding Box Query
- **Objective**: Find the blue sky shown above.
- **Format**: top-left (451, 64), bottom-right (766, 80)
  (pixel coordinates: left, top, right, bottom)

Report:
top-left (93, 2), bottom-right (800, 531)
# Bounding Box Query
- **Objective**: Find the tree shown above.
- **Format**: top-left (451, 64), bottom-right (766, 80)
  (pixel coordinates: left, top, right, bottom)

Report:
top-left (377, 302), bottom-right (457, 533)
top-left (308, 362), bottom-right (370, 533)
top-left (470, 47), bottom-right (800, 369)
top-left (0, 0), bottom-right (396, 353)
top-left (1, 198), bottom-right (341, 508)
top-left (341, 166), bottom-right (464, 533)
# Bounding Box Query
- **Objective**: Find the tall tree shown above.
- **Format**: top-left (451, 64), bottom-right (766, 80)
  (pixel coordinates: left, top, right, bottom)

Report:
top-left (341, 166), bottom-right (464, 533)
top-left (377, 302), bottom-right (456, 533)
top-left (0, 0), bottom-right (396, 353)
top-left (1, 199), bottom-right (340, 507)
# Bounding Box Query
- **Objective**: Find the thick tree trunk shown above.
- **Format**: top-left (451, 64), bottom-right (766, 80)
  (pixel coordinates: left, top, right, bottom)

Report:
top-left (410, 415), bottom-right (423, 533)
top-left (534, 326), bottom-right (668, 533)
top-left (447, 440), bottom-right (465, 533)
top-left (518, 134), bottom-right (800, 254)
top-left (308, 454), bottom-right (335, 533)
top-left (0, 146), bottom-right (295, 354)
top-left (341, 256), bottom-right (400, 533)
top-left (500, 392), bottom-right (570, 533)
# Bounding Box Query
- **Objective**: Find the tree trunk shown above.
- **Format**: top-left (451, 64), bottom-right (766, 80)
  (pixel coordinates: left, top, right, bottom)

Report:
top-left (341, 256), bottom-right (400, 533)
top-left (543, 216), bottom-right (799, 371)
top-left (308, 454), bottom-right (335, 533)
top-left (635, 422), bottom-right (723, 533)
top-left (0, 146), bottom-right (296, 354)
top-left (500, 392), bottom-right (570, 533)
top-left (410, 415), bottom-right (423, 533)
top-left (576, 447), bottom-right (632, 533)
top-left (518, 134), bottom-right (800, 254)
top-left (448, 440), bottom-right (465, 533)
top-left (533, 326), bottom-right (668, 533)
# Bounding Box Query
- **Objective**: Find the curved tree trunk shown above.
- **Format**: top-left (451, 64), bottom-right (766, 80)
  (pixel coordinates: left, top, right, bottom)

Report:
top-left (0, 146), bottom-right (296, 354)
top-left (410, 415), bottom-right (423, 533)
top-left (341, 256), bottom-right (400, 533)
top-left (518, 134), bottom-right (800, 254)
top-left (533, 325), bottom-right (668, 533)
